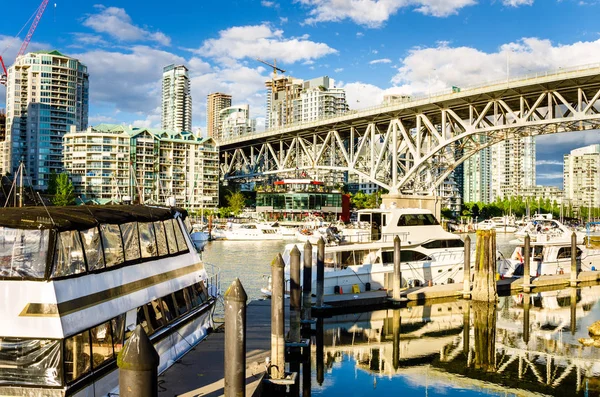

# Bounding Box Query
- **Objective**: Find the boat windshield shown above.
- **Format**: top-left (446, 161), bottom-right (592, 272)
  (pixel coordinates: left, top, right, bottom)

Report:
top-left (0, 228), bottom-right (50, 279)
top-left (397, 214), bottom-right (439, 226)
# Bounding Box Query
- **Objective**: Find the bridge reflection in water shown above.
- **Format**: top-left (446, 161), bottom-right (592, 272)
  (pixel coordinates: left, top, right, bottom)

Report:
top-left (310, 286), bottom-right (600, 396)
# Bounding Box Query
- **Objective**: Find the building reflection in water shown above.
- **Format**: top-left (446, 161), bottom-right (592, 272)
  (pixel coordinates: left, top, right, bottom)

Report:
top-left (310, 286), bottom-right (600, 396)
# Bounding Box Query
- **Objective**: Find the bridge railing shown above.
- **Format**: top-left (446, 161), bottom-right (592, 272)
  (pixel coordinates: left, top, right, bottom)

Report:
top-left (219, 62), bottom-right (600, 146)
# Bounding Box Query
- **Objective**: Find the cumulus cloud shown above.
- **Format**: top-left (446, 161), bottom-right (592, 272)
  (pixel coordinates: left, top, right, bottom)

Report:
top-left (298, 0), bottom-right (477, 27)
top-left (502, 0), bottom-right (533, 6)
top-left (82, 6), bottom-right (171, 46)
top-left (196, 24), bottom-right (337, 65)
top-left (370, 58), bottom-right (392, 64)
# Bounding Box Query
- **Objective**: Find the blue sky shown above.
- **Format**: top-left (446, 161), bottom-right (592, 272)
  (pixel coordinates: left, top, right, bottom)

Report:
top-left (1, 0), bottom-right (599, 186)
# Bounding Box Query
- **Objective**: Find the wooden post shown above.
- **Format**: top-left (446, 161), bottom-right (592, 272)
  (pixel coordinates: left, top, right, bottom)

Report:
top-left (570, 232), bottom-right (579, 287)
top-left (523, 293), bottom-right (530, 344)
top-left (271, 254), bottom-right (285, 379)
top-left (392, 236), bottom-right (402, 300)
top-left (471, 230), bottom-right (498, 302)
top-left (462, 235), bottom-right (471, 299)
top-left (117, 325), bottom-right (159, 397)
top-left (289, 246), bottom-right (301, 343)
top-left (523, 234), bottom-right (531, 293)
top-left (302, 241), bottom-right (313, 323)
top-left (224, 278), bottom-right (247, 397)
top-left (316, 238), bottom-right (325, 307)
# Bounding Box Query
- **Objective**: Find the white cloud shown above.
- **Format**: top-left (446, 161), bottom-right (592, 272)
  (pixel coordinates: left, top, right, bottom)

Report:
top-left (370, 58), bottom-right (392, 64)
top-left (334, 67), bottom-right (344, 72)
top-left (298, 0), bottom-right (477, 27)
top-left (196, 24), bottom-right (337, 65)
top-left (82, 6), bottom-right (171, 46)
top-left (391, 38), bottom-right (600, 95)
top-left (536, 160), bottom-right (563, 165)
top-left (502, 0), bottom-right (533, 6)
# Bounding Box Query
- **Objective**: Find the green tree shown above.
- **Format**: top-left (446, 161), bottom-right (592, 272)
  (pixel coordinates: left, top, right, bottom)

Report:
top-left (226, 191), bottom-right (246, 215)
top-left (53, 173), bottom-right (75, 206)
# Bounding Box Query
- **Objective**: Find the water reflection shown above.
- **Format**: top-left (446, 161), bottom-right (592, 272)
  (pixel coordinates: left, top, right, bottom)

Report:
top-left (311, 286), bottom-right (600, 396)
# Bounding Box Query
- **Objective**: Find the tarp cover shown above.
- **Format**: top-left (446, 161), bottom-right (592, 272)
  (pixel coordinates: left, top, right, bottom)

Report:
top-left (0, 205), bottom-right (187, 232)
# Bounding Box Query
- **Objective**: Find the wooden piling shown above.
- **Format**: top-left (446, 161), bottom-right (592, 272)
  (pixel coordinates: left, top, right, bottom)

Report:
top-left (392, 236), bottom-right (402, 300)
top-left (270, 254), bottom-right (285, 379)
top-left (289, 246), bottom-right (301, 343)
top-left (462, 235), bottom-right (471, 299)
top-left (316, 238), bottom-right (325, 307)
top-left (471, 229), bottom-right (497, 302)
top-left (224, 278), bottom-right (247, 397)
top-left (302, 241), bottom-right (313, 323)
top-left (523, 234), bottom-right (531, 293)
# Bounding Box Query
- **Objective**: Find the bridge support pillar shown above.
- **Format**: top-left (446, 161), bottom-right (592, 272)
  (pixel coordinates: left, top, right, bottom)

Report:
top-left (381, 194), bottom-right (442, 221)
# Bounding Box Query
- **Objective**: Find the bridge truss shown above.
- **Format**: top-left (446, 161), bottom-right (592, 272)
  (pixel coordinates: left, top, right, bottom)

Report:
top-left (220, 66), bottom-right (600, 193)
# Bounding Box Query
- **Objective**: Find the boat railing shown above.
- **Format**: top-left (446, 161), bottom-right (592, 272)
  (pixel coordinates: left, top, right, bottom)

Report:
top-left (340, 232), bottom-right (410, 244)
top-left (204, 262), bottom-right (222, 299)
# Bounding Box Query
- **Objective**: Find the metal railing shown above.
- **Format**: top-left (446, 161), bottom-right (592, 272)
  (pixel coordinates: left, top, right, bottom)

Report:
top-left (204, 262), bottom-right (222, 300)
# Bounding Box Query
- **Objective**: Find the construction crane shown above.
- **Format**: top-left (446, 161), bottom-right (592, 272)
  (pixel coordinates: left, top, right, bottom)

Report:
top-left (256, 58), bottom-right (285, 77)
top-left (0, 0), bottom-right (50, 86)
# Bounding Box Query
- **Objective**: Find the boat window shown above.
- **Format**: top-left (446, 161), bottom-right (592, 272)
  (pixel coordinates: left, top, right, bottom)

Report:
top-left (147, 300), bottom-right (166, 330)
top-left (120, 223), bottom-right (141, 261)
top-left (111, 314), bottom-right (126, 355)
top-left (160, 296), bottom-right (177, 322)
top-left (64, 330), bottom-right (91, 383)
top-left (101, 224), bottom-right (124, 267)
top-left (0, 338), bottom-right (62, 387)
top-left (137, 306), bottom-right (152, 335)
top-left (0, 228), bottom-right (49, 279)
top-left (173, 219), bottom-right (188, 253)
top-left (52, 230), bottom-right (86, 278)
top-left (340, 250), bottom-right (368, 267)
top-left (90, 322), bottom-right (113, 369)
top-left (400, 250), bottom-right (433, 262)
top-left (192, 282), bottom-right (208, 304)
top-left (164, 219), bottom-right (179, 254)
top-left (421, 239), bottom-right (464, 249)
top-left (172, 290), bottom-right (191, 315)
top-left (557, 247), bottom-right (582, 259)
top-left (138, 223), bottom-right (157, 259)
top-left (184, 217), bottom-right (193, 233)
top-left (187, 285), bottom-right (201, 308)
top-left (358, 213), bottom-right (371, 223)
top-left (397, 214), bottom-right (439, 226)
top-left (80, 227), bottom-right (105, 271)
top-left (154, 221), bottom-right (169, 256)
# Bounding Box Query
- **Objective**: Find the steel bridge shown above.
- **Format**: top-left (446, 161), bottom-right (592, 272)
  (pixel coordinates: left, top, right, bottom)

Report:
top-left (220, 64), bottom-right (600, 194)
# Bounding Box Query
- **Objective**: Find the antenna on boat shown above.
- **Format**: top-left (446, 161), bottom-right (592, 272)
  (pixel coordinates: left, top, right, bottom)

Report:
top-left (37, 192), bottom-right (56, 226)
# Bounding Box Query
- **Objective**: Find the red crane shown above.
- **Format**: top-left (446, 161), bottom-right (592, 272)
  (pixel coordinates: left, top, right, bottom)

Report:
top-left (0, 0), bottom-right (50, 86)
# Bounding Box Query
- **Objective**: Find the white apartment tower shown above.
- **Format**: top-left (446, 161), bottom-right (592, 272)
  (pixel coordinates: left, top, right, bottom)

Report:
top-left (162, 64), bottom-right (192, 132)
top-left (206, 93), bottom-right (232, 139)
top-left (1, 50), bottom-right (89, 190)
top-left (219, 105), bottom-right (256, 140)
top-left (463, 148), bottom-right (492, 203)
top-left (563, 144), bottom-right (600, 211)
top-left (491, 136), bottom-right (536, 200)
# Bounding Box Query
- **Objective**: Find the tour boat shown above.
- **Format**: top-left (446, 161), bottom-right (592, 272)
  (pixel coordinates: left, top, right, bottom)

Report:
top-left (0, 205), bottom-right (217, 396)
top-left (261, 207), bottom-right (494, 296)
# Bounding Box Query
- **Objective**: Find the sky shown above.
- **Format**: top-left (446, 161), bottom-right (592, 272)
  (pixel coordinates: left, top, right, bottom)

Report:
top-left (1, 0), bottom-right (599, 187)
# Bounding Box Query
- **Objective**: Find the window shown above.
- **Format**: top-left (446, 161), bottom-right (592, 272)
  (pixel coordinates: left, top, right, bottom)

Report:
top-left (154, 221), bottom-right (169, 256)
top-left (172, 219), bottom-right (188, 253)
top-left (192, 281), bottom-right (208, 304)
top-left (90, 322), bottom-right (113, 369)
top-left (52, 231), bottom-right (86, 278)
top-left (64, 331), bottom-right (91, 383)
top-left (111, 314), bottom-right (126, 355)
top-left (557, 247), bottom-right (582, 259)
top-left (138, 223), bottom-right (157, 258)
top-left (164, 220), bottom-right (178, 254)
top-left (0, 338), bottom-right (62, 387)
top-left (101, 224), bottom-right (124, 267)
top-left (120, 223), bottom-right (141, 261)
top-left (397, 214), bottom-right (439, 226)
top-left (172, 289), bottom-right (191, 315)
top-left (0, 228), bottom-right (49, 279)
top-left (160, 297), bottom-right (177, 322)
top-left (400, 250), bottom-right (433, 262)
top-left (422, 239), bottom-right (464, 249)
top-left (80, 227), bottom-right (104, 271)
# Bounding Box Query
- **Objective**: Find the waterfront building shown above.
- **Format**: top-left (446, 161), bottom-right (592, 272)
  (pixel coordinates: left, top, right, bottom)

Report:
top-left (206, 92), bottom-right (231, 138)
top-left (0, 109), bottom-right (5, 141)
top-left (1, 50), bottom-right (89, 190)
top-left (63, 124), bottom-right (219, 210)
top-left (519, 185), bottom-right (563, 202)
top-left (266, 75), bottom-right (348, 129)
top-left (491, 136), bottom-right (536, 200)
top-left (218, 104), bottom-right (256, 140)
top-left (436, 173), bottom-right (462, 214)
top-left (463, 148), bottom-right (492, 203)
top-left (162, 64), bottom-right (192, 133)
top-left (563, 144), bottom-right (600, 210)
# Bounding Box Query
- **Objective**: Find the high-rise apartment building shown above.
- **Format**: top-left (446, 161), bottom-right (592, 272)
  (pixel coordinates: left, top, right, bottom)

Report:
top-left (162, 64), bottom-right (192, 133)
top-left (63, 124), bottom-right (219, 210)
top-left (462, 148), bottom-right (491, 203)
top-left (1, 50), bottom-right (88, 189)
top-left (491, 136), bottom-right (536, 200)
top-left (206, 93), bottom-right (231, 138)
top-left (266, 75), bottom-right (348, 129)
top-left (0, 110), bottom-right (5, 142)
top-left (563, 144), bottom-right (600, 210)
top-left (219, 105), bottom-right (256, 140)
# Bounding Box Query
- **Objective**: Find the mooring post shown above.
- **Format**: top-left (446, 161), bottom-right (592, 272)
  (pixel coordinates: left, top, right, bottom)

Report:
top-left (523, 292), bottom-right (530, 344)
top-left (271, 254), bottom-right (285, 380)
top-left (471, 229), bottom-right (498, 302)
top-left (316, 238), bottom-right (325, 307)
top-left (392, 309), bottom-right (401, 370)
top-left (463, 302), bottom-right (470, 357)
top-left (463, 235), bottom-right (471, 299)
top-left (117, 325), bottom-right (159, 397)
top-left (316, 317), bottom-right (324, 386)
top-left (290, 246), bottom-right (301, 343)
top-left (570, 288), bottom-right (577, 335)
top-left (570, 232), bottom-right (579, 287)
top-left (392, 236), bottom-right (402, 300)
top-left (523, 234), bottom-right (531, 293)
top-left (224, 278), bottom-right (247, 397)
top-left (302, 241), bottom-right (313, 325)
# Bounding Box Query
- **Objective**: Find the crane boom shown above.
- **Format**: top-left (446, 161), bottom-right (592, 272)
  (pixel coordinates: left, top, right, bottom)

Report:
top-left (0, 57), bottom-right (7, 85)
top-left (18, 0), bottom-right (49, 57)
top-left (256, 58), bottom-right (285, 77)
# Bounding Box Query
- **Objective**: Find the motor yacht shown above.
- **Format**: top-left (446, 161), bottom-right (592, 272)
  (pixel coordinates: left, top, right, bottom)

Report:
top-left (0, 205), bottom-right (218, 396)
top-left (476, 216), bottom-right (517, 233)
top-left (223, 222), bottom-right (283, 241)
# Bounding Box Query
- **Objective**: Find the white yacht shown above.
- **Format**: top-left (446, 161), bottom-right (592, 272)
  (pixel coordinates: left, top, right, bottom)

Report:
top-left (0, 205), bottom-right (217, 396)
top-left (262, 207), bottom-right (478, 296)
top-left (223, 222), bottom-right (283, 241)
top-left (476, 216), bottom-right (517, 233)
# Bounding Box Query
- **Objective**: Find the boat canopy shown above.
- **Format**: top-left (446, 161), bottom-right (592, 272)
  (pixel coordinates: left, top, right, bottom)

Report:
top-left (0, 205), bottom-right (187, 231)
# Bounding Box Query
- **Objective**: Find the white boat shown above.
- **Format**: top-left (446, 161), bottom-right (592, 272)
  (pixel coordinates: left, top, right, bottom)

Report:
top-left (0, 205), bottom-right (217, 396)
top-left (261, 207), bottom-right (492, 296)
top-left (223, 222), bottom-right (283, 241)
top-left (190, 224), bottom-right (210, 246)
top-left (514, 215), bottom-right (585, 243)
top-left (476, 216), bottom-right (517, 233)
